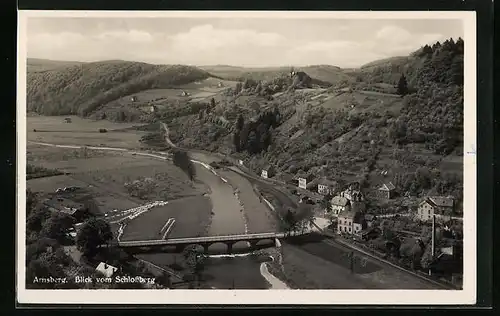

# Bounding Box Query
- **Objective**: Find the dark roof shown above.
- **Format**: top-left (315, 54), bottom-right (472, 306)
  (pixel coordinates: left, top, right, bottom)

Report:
top-left (420, 196), bottom-right (454, 208)
top-left (262, 165), bottom-right (274, 171)
top-left (317, 177), bottom-right (338, 186)
top-left (297, 173), bottom-right (315, 181)
top-left (378, 182), bottom-right (396, 191)
top-left (338, 210), bottom-right (365, 224)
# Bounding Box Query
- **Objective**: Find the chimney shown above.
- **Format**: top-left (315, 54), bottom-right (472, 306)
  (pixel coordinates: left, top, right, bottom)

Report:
top-left (104, 263), bottom-right (108, 269)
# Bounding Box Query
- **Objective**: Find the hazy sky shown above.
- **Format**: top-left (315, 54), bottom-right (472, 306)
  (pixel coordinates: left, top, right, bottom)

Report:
top-left (26, 17), bottom-right (464, 68)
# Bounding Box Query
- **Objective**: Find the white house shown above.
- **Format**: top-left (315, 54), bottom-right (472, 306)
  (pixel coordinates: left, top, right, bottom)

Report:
top-left (316, 178), bottom-right (338, 195)
top-left (337, 208), bottom-right (367, 235)
top-left (329, 195), bottom-right (350, 216)
top-left (417, 196), bottom-right (455, 221)
top-left (95, 262), bottom-right (118, 278)
top-left (261, 165), bottom-right (275, 179)
top-left (297, 174), bottom-right (315, 190)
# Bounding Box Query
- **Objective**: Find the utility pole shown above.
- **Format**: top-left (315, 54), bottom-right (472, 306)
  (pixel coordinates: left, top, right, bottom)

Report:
top-left (429, 214), bottom-right (436, 276)
top-left (349, 251), bottom-right (354, 274)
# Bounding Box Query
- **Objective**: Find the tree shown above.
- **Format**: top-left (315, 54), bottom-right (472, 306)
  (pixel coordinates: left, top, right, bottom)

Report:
top-left (233, 131), bottom-right (241, 152)
top-left (397, 74), bottom-right (409, 96)
top-left (283, 209), bottom-right (298, 236)
top-left (76, 218), bottom-right (113, 258)
top-left (210, 97), bottom-right (216, 108)
top-left (172, 149), bottom-right (196, 181)
top-left (26, 207), bottom-right (51, 233)
top-left (26, 189), bottom-right (37, 217)
top-left (182, 245), bottom-right (206, 288)
top-left (155, 271), bottom-right (173, 289)
top-left (234, 82), bottom-right (243, 95)
top-left (39, 212), bottom-right (76, 243)
top-left (236, 114), bottom-right (245, 131)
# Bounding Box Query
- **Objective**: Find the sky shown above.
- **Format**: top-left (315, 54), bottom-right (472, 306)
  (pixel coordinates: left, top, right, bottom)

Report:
top-left (26, 17), bottom-right (464, 68)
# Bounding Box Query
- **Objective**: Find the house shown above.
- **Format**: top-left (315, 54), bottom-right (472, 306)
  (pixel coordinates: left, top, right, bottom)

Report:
top-left (337, 207), bottom-right (367, 235)
top-left (377, 182), bottom-right (396, 199)
top-left (297, 174), bottom-right (315, 190)
top-left (63, 117), bottom-right (72, 123)
top-left (261, 165), bottom-right (275, 179)
top-left (330, 195), bottom-right (350, 216)
top-left (217, 81), bottom-right (224, 88)
top-left (316, 178), bottom-right (338, 196)
top-left (43, 197), bottom-right (88, 222)
top-left (341, 186), bottom-right (366, 213)
top-left (95, 262), bottom-right (118, 278)
top-left (417, 196), bottom-right (455, 221)
top-left (130, 96), bottom-right (138, 102)
top-left (329, 186), bottom-right (366, 216)
top-left (150, 105), bottom-right (158, 113)
top-left (181, 90), bottom-right (189, 97)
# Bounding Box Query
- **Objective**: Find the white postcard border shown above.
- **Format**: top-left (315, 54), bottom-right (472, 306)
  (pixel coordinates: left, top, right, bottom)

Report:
top-left (16, 10), bottom-right (477, 305)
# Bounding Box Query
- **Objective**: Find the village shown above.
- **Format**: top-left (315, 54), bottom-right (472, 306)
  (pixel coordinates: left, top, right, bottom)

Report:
top-left (259, 165), bottom-right (463, 285)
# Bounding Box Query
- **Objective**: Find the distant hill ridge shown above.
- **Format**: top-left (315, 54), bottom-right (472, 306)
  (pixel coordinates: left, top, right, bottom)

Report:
top-left (27, 60), bottom-right (213, 116)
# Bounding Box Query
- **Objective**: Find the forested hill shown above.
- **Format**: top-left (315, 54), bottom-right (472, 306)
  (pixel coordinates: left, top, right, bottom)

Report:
top-left (27, 60), bottom-right (213, 116)
top-left (162, 38), bottom-right (465, 206)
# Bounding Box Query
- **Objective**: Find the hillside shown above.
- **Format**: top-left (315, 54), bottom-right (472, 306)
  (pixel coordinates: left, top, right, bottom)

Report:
top-left (27, 60), bottom-right (213, 116)
top-left (200, 65), bottom-right (350, 86)
top-left (158, 38), bottom-right (464, 212)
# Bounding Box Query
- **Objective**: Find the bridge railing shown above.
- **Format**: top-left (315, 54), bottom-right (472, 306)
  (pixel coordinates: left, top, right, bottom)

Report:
top-left (117, 232), bottom-right (285, 247)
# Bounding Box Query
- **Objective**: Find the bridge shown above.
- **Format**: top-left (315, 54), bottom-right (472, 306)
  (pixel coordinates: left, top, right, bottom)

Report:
top-left (116, 232), bottom-right (286, 254)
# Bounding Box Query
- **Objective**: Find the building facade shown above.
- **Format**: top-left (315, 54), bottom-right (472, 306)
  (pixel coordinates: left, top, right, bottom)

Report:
top-left (337, 209), bottom-right (367, 235)
top-left (297, 174), bottom-right (315, 190)
top-left (377, 182), bottom-right (396, 199)
top-left (330, 196), bottom-right (350, 216)
top-left (417, 196), bottom-right (455, 221)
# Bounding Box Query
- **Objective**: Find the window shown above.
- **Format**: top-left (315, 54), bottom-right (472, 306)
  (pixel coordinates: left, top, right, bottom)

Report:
top-left (349, 227), bottom-right (351, 233)
top-left (349, 222), bottom-right (352, 226)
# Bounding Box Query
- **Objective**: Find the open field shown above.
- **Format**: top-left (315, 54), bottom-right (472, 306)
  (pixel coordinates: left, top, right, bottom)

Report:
top-left (27, 145), bottom-right (213, 241)
top-left (27, 175), bottom-right (90, 194)
top-left (278, 235), bottom-right (440, 289)
top-left (120, 195), bottom-right (212, 241)
top-left (27, 116), bottom-right (147, 148)
top-left (71, 163), bottom-right (208, 201)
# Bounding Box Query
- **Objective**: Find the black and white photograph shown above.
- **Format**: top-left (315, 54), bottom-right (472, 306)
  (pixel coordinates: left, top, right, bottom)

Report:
top-left (17, 10), bottom-right (477, 305)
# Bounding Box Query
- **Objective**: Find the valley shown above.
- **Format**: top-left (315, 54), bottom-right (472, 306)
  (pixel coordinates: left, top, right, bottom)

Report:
top-left (24, 37), bottom-right (464, 290)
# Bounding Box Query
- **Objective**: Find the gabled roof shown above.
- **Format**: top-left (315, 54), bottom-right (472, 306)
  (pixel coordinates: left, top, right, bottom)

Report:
top-left (331, 195), bottom-right (349, 206)
top-left (338, 210), bottom-right (365, 224)
top-left (317, 177), bottom-right (338, 187)
top-left (428, 196), bottom-right (454, 207)
top-left (378, 182), bottom-right (396, 191)
top-left (297, 173), bottom-right (315, 181)
top-left (262, 165), bottom-right (274, 171)
top-left (95, 262), bottom-right (118, 278)
top-left (420, 196), bottom-right (454, 208)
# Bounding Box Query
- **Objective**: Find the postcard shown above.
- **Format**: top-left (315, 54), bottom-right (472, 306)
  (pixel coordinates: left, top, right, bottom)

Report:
top-left (17, 10), bottom-right (476, 305)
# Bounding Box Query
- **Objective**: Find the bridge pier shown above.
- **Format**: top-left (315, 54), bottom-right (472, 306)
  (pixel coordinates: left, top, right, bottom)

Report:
top-left (202, 244), bottom-right (209, 254)
top-left (249, 240), bottom-right (258, 250)
top-left (226, 242), bottom-right (234, 254)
